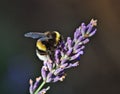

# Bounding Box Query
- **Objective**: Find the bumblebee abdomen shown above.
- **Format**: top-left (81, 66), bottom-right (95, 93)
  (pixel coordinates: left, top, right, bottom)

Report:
top-left (36, 49), bottom-right (50, 61)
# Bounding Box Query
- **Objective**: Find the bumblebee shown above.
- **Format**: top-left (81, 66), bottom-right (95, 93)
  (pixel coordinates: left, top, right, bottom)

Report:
top-left (24, 31), bottom-right (62, 61)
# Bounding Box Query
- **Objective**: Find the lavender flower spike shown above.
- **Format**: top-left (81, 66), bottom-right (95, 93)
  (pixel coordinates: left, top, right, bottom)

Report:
top-left (28, 19), bottom-right (97, 94)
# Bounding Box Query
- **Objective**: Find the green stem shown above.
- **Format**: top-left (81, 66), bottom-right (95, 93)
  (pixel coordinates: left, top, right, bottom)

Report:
top-left (34, 81), bottom-right (46, 94)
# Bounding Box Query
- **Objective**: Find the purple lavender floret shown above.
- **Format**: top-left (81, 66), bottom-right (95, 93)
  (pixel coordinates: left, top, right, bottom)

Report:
top-left (29, 19), bottom-right (97, 94)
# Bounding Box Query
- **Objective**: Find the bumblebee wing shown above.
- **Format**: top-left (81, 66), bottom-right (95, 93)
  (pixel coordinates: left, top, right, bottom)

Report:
top-left (24, 32), bottom-right (46, 39)
top-left (39, 37), bottom-right (52, 41)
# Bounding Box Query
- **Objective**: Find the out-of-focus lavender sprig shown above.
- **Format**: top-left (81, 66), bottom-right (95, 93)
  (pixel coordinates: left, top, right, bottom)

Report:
top-left (29, 19), bottom-right (97, 94)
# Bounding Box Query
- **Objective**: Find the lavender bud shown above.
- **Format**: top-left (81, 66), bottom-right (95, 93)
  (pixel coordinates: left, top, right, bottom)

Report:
top-left (66, 62), bottom-right (79, 69)
top-left (60, 63), bottom-right (68, 69)
top-left (81, 25), bottom-right (86, 37)
top-left (73, 48), bottom-right (82, 54)
top-left (61, 58), bottom-right (68, 64)
top-left (66, 48), bottom-right (72, 56)
top-left (55, 50), bottom-right (60, 64)
top-left (46, 62), bottom-right (53, 71)
top-left (54, 68), bottom-right (64, 75)
top-left (59, 75), bottom-right (66, 81)
top-left (82, 38), bottom-right (89, 44)
top-left (53, 74), bottom-right (66, 82)
top-left (38, 86), bottom-right (50, 94)
top-left (55, 50), bottom-right (60, 58)
top-left (60, 51), bottom-right (64, 57)
top-left (86, 24), bottom-right (93, 34)
top-left (53, 76), bottom-right (60, 82)
top-left (67, 37), bottom-right (72, 48)
top-left (46, 72), bottom-right (53, 83)
top-left (41, 66), bottom-right (47, 81)
top-left (77, 36), bottom-right (83, 42)
top-left (33, 77), bottom-right (41, 90)
top-left (73, 45), bottom-right (85, 54)
top-left (88, 29), bottom-right (97, 37)
top-left (80, 45), bottom-right (85, 49)
top-left (29, 79), bottom-right (33, 94)
top-left (74, 43), bottom-right (81, 50)
top-left (74, 28), bottom-right (80, 40)
top-left (70, 51), bottom-right (83, 61)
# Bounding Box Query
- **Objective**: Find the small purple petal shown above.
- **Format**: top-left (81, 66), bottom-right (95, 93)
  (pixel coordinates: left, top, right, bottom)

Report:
top-left (63, 45), bottom-right (67, 51)
top-left (66, 48), bottom-right (72, 56)
top-left (81, 25), bottom-right (86, 37)
top-left (61, 58), bottom-right (68, 64)
top-left (60, 51), bottom-right (64, 57)
top-left (46, 72), bottom-right (53, 83)
top-left (66, 62), bottom-right (79, 69)
top-left (67, 37), bottom-right (72, 48)
top-left (86, 24), bottom-right (93, 34)
top-left (43, 61), bottom-right (47, 66)
top-left (77, 36), bottom-right (83, 42)
top-left (46, 62), bottom-right (53, 71)
top-left (55, 50), bottom-right (60, 64)
top-left (70, 51), bottom-right (83, 60)
top-left (73, 48), bottom-right (82, 54)
top-left (71, 62), bottom-right (79, 67)
top-left (55, 58), bottom-right (60, 65)
top-left (55, 50), bottom-right (60, 57)
top-left (81, 22), bottom-right (85, 26)
top-left (79, 45), bottom-right (85, 50)
top-left (82, 38), bottom-right (89, 44)
top-left (60, 63), bottom-right (68, 68)
top-left (54, 68), bottom-right (64, 75)
top-left (74, 43), bottom-right (81, 50)
top-left (29, 79), bottom-right (33, 94)
top-left (74, 45), bottom-right (85, 53)
top-left (67, 37), bottom-right (72, 42)
top-left (53, 74), bottom-right (66, 82)
top-left (89, 29), bottom-right (97, 37)
top-left (38, 86), bottom-right (50, 94)
top-left (53, 76), bottom-right (60, 82)
top-left (41, 66), bottom-right (47, 81)
top-left (74, 28), bottom-right (81, 40)
top-left (33, 77), bottom-right (41, 90)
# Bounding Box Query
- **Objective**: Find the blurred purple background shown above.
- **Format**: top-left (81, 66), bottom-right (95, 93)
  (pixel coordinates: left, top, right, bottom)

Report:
top-left (0, 0), bottom-right (120, 94)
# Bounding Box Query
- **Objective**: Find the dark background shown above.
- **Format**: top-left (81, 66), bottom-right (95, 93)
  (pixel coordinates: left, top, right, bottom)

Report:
top-left (0, 0), bottom-right (120, 94)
